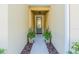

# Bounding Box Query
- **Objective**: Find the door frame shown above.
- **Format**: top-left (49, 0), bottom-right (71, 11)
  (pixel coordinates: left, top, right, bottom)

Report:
top-left (35, 15), bottom-right (42, 34)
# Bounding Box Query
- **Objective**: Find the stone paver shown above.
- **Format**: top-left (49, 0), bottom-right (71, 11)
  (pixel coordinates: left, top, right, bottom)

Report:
top-left (30, 34), bottom-right (49, 54)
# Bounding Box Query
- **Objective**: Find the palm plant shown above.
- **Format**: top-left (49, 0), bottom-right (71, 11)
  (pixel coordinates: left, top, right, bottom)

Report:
top-left (43, 29), bottom-right (52, 43)
top-left (27, 29), bottom-right (35, 43)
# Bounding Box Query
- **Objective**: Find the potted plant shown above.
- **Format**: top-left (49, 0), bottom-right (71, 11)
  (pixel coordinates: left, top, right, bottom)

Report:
top-left (0, 48), bottom-right (5, 54)
top-left (27, 29), bottom-right (35, 43)
top-left (43, 29), bottom-right (52, 43)
top-left (69, 41), bottom-right (79, 54)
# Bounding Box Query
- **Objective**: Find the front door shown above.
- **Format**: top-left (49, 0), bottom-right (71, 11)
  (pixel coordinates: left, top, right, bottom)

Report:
top-left (35, 15), bottom-right (42, 34)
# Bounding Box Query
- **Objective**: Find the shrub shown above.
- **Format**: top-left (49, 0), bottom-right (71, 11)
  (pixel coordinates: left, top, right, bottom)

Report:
top-left (69, 41), bottom-right (79, 54)
top-left (0, 48), bottom-right (5, 54)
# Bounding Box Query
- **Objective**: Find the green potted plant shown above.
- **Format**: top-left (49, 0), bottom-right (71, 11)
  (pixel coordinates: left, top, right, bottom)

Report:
top-left (43, 29), bottom-right (52, 43)
top-left (0, 48), bottom-right (5, 54)
top-left (69, 41), bottom-right (79, 54)
top-left (27, 29), bottom-right (35, 43)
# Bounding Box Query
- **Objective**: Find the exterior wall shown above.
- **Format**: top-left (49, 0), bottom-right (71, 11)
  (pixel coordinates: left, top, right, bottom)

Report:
top-left (70, 5), bottom-right (79, 48)
top-left (0, 4), bottom-right (67, 54)
top-left (0, 4), bottom-right (8, 53)
top-left (8, 4), bottom-right (29, 53)
top-left (48, 5), bottom-right (65, 53)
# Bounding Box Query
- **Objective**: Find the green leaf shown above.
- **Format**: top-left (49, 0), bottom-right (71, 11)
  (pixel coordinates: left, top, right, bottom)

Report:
top-left (43, 29), bottom-right (52, 41)
top-left (0, 48), bottom-right (5, 54)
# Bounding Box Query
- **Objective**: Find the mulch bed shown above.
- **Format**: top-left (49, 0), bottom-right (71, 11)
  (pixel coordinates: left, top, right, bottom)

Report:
top-left (21, 42), bottom-right (33, 54)
top-left (46, 43), bottom-right (59, 54)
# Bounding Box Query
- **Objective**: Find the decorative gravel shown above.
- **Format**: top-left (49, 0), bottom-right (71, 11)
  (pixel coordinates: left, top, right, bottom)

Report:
top-left (46, 43), bottom-right (59, 54)
top-left (21, 43), bottom-right (33, 54)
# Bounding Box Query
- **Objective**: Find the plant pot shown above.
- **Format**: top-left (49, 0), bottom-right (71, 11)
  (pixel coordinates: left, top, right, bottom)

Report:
top-left (45, 40), bottom-right (50, 43)
top-left (43, 37), bottom-right (50, 43)
top-left (32, 38), bottom-right (35, 42)
top-left (29, 38), bottom-right (35, 43)
top-left (29, 39), bottom-right (33, 43)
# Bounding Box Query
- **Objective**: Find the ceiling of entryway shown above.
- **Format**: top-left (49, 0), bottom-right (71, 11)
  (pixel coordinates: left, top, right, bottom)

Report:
top-left (31, 11), bottom-right (48, 15)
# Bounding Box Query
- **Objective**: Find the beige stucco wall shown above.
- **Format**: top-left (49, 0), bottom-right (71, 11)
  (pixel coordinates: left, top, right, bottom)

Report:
top-left (48, 5), bottom-right (65, 53)
top-left (0, 4), bottom-right (66, 54)
top-left (70, 5), bottom-right (79, 48)
top-left (0, 4), bottom-right (8, 53)
top-left (8, 4), bottom-right (29, 53)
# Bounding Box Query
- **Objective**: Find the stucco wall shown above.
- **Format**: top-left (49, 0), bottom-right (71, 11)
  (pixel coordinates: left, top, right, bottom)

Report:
top-left (0, 4), bottom-right (8, 53)
top-left (48, 5), bottom-right (65, 53)
top-left (70, 5), bottom-right (79, 48)
top-left (8, 4), bottom-right (29, 53)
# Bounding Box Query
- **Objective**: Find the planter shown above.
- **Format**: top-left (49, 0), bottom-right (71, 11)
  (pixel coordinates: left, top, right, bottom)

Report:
top-left (29, 38), bottom-right (35, 43)
top-left (27, 29), bottom-right (35, 43)
top-left (43, 29), bottom-right (52, 44)
top-left (43, 37), bottom-right (50, 43)
top-left (45, 40), bottom-right (50, 43)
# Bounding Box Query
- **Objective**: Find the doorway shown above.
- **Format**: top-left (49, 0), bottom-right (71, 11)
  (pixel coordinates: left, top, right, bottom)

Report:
top-left (35, 15), bottom-right (42, 34)
top-left (30, 8), bottom-right (49, 34)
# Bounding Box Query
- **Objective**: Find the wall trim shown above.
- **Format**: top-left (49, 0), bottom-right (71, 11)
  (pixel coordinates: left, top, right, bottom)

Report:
top-left (64, 4), bottom-right (70, 53)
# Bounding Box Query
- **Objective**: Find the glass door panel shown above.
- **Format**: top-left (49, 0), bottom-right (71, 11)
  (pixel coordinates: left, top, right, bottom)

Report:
top-left (35, 15), bottom-right (42, 34)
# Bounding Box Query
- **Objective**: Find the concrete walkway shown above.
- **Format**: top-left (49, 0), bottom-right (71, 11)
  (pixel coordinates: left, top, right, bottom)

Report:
top-left (30, 34), bottom-right (49, 54)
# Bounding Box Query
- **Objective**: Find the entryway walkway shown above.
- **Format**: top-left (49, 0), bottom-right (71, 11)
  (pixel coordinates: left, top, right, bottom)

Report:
top-left (30, 34), bottom-right (49, 54)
